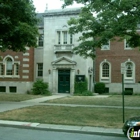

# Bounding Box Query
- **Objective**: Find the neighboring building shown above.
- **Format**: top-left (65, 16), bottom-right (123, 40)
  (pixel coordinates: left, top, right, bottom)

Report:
top-left (0, 47), bottom-right (34, 93)
top-left (95, 38), bottom-right (140, 93)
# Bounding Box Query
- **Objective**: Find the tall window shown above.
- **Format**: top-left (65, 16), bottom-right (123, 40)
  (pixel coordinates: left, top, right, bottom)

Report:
top-left (57, 31), bottom-right (61, 44)
top-left (0, 64), bottom-right (3, 75)
top-left (38, 34), bottom-right (44, 47)
top-left (14, 64), bottom-right (19, 75)
top-left (126, 62), bottom-right (133, 78)
top-left (125, 39), bottom-right (131, 49)
top-left (37, 63), bottom-right (43, 77)
top-left (6, 58), bottom-right (13, 75)
top-left (102, 63), bottom-right (109, 77)
top-left (56, 31), bottom-right (73, 45)
top-left (63, 31), bottom-right (67, 44)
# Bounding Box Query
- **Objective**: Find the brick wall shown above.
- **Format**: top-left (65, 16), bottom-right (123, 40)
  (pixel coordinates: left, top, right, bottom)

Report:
top-left (0, 47), bottom-right (34, 82)
top-left (95, 38), bottom-right (140, 83)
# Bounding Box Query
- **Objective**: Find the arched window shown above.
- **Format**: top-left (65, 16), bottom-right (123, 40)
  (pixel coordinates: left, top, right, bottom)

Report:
top-left (126, 62), bottom-right (133, 78)
top-left (102, 63), bottom-right (109, 77)
top-left (6, 58), bottom-right (13, 75)
top-left (100, 60), bottom-right (111, 83)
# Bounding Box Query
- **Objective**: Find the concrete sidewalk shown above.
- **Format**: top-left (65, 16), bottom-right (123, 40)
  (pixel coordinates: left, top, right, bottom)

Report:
top-left (0, 94), bottom-right (124, 137)
top-left (0, 120), bottom-right (124, 137)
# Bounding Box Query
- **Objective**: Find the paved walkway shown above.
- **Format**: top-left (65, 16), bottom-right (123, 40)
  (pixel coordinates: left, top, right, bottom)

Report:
top-left (0, 94), bottom-right (126, 137)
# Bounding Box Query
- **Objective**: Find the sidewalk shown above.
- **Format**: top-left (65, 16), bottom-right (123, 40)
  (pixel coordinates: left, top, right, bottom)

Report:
top-left (0, 94), bottom-right (124, 137)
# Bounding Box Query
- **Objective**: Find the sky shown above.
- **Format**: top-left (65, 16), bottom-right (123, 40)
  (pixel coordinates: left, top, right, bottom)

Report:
top-left (33, 0), bottom-right (83, 13)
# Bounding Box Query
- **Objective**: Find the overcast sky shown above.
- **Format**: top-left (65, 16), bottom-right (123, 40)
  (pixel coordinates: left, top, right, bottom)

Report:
top-left (33, 0), bottom-right (83, 13)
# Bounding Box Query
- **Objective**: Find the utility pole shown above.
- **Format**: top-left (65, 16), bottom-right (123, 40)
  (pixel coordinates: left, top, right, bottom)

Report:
top-left (121, 63), bottom-right (125, 123)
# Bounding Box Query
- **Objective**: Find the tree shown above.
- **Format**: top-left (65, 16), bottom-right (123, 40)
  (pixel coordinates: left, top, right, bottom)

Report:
top-left (62, 0), bottom-right (140, 58)
top-left (0, 0), bottom-right (38, 52)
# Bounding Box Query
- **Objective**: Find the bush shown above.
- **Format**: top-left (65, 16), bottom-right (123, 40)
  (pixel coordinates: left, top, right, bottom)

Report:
top-left (32, 80), bottom-right (51, 95)
top-left (74, 78), bottom-right (88, 94)
top-left (123, 90), bottom-right (133, 95)
top-left (94, 82), bottom-right (105, 94)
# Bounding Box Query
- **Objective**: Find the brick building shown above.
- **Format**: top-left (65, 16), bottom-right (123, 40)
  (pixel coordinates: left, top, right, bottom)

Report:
top-left (95, 37), bottom-right (140, 93)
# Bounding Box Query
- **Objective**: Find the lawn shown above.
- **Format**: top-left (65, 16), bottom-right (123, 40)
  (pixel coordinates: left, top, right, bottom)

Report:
top-left (0, 105), bottom-right (139, 128)
top-left (45, 95), bottom-right (140, 107)
top-left (0, 93), bottom-right (45, 102)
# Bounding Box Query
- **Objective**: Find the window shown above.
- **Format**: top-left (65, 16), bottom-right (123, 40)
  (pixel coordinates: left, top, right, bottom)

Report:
top-left (0, 56), bottom-right (20, 78)
top-left (63, 31), bottom-right (67, 44)
top-left (100, 60), bottom-right (111, 83)
top-left (14, 63), bottom-right (19, 75)
top-left (125, 39), bottom-right (131, 49)
top-left (6, 58), bottom-right (13, 75)
top-left (0, 64), bottom-right (3, 75)
top-left (57, 31), bottom-right (61, 44)
top-left (0, 86), bottom-right (6, 92)
top-left (38, 34), bottom-right (44, 47)
top-left (102, 63), bottom-right (109, 78)
top-left (124, 60), bottom-right (135, 83)
top-left (37, 63), bottom-right (43, 77)
top-left (56, 31), bottom-right (73, 45)
top-left (9, 87), bottom-right (17, 93)
top-left (126, 62), bottom-right (133, 78)
top-left (101, 41), bottom-right (110, 50)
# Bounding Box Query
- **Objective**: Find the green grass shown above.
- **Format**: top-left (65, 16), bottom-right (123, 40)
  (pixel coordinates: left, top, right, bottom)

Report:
top-left (45, 95), bottom-right (140, 107)
top-left (0, 105), bottom-right (139, 128)
top-left (0, 93), bottom-right (45, 102)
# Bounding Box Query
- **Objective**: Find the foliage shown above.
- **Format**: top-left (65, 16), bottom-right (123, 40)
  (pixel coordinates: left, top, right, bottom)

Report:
top-left (94, 82), bottom-right (105, 94)
top-left (123, 90), bottom-right (133, 95)
top-left (63, 0), bottom-right (140, 59)
top-left (32, 80), bottom-right (51, 95)
top-left (74, 77), bottom-right (88, 94)
top-left (0, 0), bottom-right (39, 52)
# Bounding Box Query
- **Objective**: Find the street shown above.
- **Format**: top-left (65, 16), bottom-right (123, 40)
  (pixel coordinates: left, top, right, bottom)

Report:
top-left (0, 126), bottom-right (127, 140)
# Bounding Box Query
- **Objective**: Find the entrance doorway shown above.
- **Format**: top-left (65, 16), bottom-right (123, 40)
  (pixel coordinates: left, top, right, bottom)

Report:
top-left (58, 70), bottom-right (70, 93)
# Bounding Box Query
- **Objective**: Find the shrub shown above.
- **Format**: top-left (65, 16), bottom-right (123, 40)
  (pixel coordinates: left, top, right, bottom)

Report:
top-left (123, 90), bottom-right (133, 95)
top-left (32, 80), bottom-right (51, 95)
top-left (94, 82), bottom-right (105, 94)
top-left (74, 78), bottom-right (88, 94)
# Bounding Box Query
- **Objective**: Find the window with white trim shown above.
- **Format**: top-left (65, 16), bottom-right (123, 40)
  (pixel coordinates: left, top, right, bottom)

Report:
top-left (124, 39), bottom-right (132, 50)
top-left (102, 63), bottom-right (109, 78)
top-left (101, 40), bottom-right (110, 50)
top-left (0, 56), bottom-right (19, 77)
top-left (124, 60), bottom-right (135, 83)
top-left (100, 60), bottom-right (111, 83)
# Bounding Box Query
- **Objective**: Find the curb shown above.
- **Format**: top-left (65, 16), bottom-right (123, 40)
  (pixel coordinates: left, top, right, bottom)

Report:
top-left (0, 121), bottom-right (124, 137)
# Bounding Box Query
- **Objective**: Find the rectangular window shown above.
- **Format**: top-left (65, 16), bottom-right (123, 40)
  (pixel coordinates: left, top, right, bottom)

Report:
top-left (14, 64), bottom-right (19, 75)
top-left (63, 31), bottom-right (67, 44)
top-left (37, 63), bottom-right (43, 77)
top-left (9, 87), bottom-right (17, 93)
top-left (101, 41), bottom-right (110, 50)
top-left (0, 86), bottom-right (6, 92)
top-left (0, 64), bottom-right (3, 75)
top-left (57, 31), bottom-right (61, 44)
top-left (125, 39), bottom-right (132, 50)
top-left (38, 34), bottom-right (44, 47)
top-left (70, 34), bottom-right (73, 44)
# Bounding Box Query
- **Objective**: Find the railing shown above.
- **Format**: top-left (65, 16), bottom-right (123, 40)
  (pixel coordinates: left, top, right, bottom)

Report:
top-left (54, 44), bottom-right (73, 53)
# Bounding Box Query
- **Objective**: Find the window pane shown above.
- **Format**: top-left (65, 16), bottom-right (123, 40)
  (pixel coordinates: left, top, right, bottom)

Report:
top-left (102, 63), bottom-right (109, 77)
top-left (57, 31), bottom-right (61, 44)
top-left (6, 58), bottom-right (13, 75)
top-left (126, 63), bottom-right (132, 77)
top-left (38, 63), bottom-right (43, 77)
top-left (38, 34), bottom-right (44, 46)
top-left (63, 31), bottom-right (67, 44)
